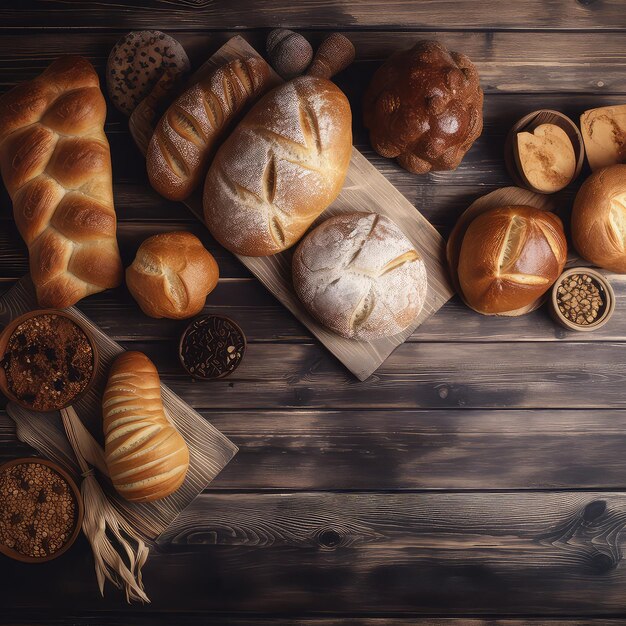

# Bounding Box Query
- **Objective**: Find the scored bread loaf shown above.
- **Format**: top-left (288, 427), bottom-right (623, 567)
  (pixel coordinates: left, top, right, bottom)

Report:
top-left (458, 205), bottom-right (567, 315)
top-left (293, 213), bottom-right (428, 340)
top-left (203, 76), bottom-right (352, 256)
top-left (147, 57), bottom-right (272, 201)
top-left (571, 164), bottom-right (626, 273)
top-left (103, 351), bottom-right (189, 502)
top-left (0, 56), bottom-right (123, 308)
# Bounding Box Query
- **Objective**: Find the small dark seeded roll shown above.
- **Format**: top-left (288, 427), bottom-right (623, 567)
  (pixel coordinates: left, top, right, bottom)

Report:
top-left (106, 30), bottom-right (190, 116)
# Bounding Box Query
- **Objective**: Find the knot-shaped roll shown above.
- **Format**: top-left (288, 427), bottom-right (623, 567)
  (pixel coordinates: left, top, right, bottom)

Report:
top-left (103, 351), bottom-right (189, 502)
top-left (458, 206), bottom-right (567, 314)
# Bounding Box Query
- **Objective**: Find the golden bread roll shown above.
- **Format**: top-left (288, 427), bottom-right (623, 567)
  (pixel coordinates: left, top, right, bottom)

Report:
top-left (0, 56), bottom-right (122, 308)
top-left (571, 164), bottom-right (626, 273)
top-left (147, 57), bottom-right (272, 201)
top-left (103, 351), bottom-right (189, 502)
top-left (458, 206), bottom-right (567, 314)
top-left (203, 76), bottom-right (352, 256)
top-left (126, 231), bottom-right (219, 319)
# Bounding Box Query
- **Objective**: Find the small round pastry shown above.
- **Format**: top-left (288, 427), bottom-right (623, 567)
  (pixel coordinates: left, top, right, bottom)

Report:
top-left (571, 164), bottom-right (626, 273)
top-left (266, 29), bottom-right (313, 79)
top-left (458, 206), bottom-right (567, 315)
top-left (126, 232), bottom-right (219, 319)
top-left (107, 30), bottom-right (190, 116)
top-left (363, 40), bottom-right (483, 174)
top-left (292, 212), bottom-right (428, 340)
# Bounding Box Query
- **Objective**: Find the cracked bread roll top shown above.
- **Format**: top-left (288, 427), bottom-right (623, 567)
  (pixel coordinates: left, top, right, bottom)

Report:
top-left (203, 75), bottom-right (352, 256)
top-left (293, 212), bottom-right (428, 340)
top-left (571, 164), bottom-right (626, 273)
top-left (126, 231), bottom-right (219, 319)
top-left (103, 351), bottom-right (189, 502)
top-left (458, 205), bottom-right (567, 315)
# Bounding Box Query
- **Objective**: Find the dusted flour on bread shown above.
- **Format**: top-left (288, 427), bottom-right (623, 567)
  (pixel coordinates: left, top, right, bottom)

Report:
top-left (203, 76), bottom-right (352, 256)
top-left (293, 212), bottom-right (428, 340)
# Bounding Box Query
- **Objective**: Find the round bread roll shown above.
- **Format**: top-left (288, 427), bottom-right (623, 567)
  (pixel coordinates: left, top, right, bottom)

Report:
top-left (458, 206), bottom-right (567, 315)
top-left (571, 164), bottom-right (626, 273)
top-left (107, 30), bottom-right (190, 116)
top-left (126, 231), bottom-right (219, 319)
top-left (292, 213), bottom-right (428, 340)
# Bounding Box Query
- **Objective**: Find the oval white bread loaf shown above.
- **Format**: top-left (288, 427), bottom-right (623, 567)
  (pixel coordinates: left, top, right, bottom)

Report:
top-left (203, 76), bottom-right (352, 256)
top-left (571, 164), bottom-right (626, 273)
top-left (147, 56), bottom-right (272, 201)
top-left (103, 351), bottom-right (189, 502)
top-left (292, 212), bottom-right (428, 340)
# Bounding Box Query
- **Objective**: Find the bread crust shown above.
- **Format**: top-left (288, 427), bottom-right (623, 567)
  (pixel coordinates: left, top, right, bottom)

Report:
top-left (103, 351), bottom-right (189, 502)
top-left (458, 205), bottom-right (567, 314)
top-left (0, 56), bottom-right (122, 308)
top-left (571, 164), bottom-right (626, 273)
top-left (147, 57), bottom-right (272, 201)
top-left (126, 231), bottom-right (219, 319)
top-left (293, 212), bottom-right (428, 340)
top-left (203, 76), bottom-right (352, 256)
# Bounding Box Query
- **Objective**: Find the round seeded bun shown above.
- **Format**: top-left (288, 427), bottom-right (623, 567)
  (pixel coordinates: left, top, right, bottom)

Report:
top-left (292, 212), bottom-right (428, 340)
top-left (106, 30), bottom-right (190, 116)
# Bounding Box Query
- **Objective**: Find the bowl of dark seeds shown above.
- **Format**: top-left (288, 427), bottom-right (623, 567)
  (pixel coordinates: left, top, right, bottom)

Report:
top-left (0, 457), bottom-right (83, 563)
top-left (550, 267), bottom-right (615, 332)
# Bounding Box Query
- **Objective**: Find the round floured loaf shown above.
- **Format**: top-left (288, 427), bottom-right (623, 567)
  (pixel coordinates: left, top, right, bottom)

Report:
top-left (292, 212), bottom-right (428, 340)
top-left (203, 76), bottom-right (352, 256)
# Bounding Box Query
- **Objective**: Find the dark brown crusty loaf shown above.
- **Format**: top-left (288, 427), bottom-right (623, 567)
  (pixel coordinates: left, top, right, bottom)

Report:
top-left (0, 56), bottom-right (123, 308)
top-left (203, 76), bottom-right (352, 256)
top-left (147, 57), bottom-right (272, 201)
top-left (363, 40), bottom-right (483, 174)
top-left (458, 205), bottom-right (567, 315)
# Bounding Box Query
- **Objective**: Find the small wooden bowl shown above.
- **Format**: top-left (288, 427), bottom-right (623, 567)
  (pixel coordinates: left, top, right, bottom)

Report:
top-left (550, 267), bottom-right (615, 332)
top-left (0, 309), bottom-right (99, 412)
top-left (0, 457), bottom-right (84, 563)
top-left (504, 109), bottom-right (585, 194)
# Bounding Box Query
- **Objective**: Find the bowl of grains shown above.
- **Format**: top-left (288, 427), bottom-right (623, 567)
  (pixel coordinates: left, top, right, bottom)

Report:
top-left (0, 457), bottom-right (83, 563)
top-left (0, 310), bottom-right (98, 412)
top-left (550, 267), bottom-right (615, 332)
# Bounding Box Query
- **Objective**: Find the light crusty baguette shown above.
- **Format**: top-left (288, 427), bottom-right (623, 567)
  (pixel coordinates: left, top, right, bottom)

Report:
top-left (571, 164), bottom-right (626, 273)
top-left (458, 205), bottom-right (567, 315)
top-left (0, 56), bottom-right (123, 308)
top-left (203, 76), bottom-right (352, 256)
top-left (293, 213), bottom-right (428, 340)
top-left (103, 351), bottom-right (189, 502)
top-left (147, 56), bottom-right (272, 201)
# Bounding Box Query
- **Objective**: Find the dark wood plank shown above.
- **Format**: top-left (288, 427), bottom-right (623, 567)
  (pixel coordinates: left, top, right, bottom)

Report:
top-left (1, 32), bottom-right (625, 95)
top-left (0, 1), bottom-right (624, 30)
top-left (7, 407), bottom-right (626, 490)
top-left (3, 491), bottom-right (626, 614)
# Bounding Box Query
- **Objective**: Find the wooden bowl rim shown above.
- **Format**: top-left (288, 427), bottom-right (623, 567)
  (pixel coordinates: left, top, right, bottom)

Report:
top-left (0, 456), bottom-right (84, 563)
top-left (504, 109), bottom-right (585, 194)
top-left (0, 309), bottom-right (99, 412)
top-left (549, 267), bottom-right (616, 332)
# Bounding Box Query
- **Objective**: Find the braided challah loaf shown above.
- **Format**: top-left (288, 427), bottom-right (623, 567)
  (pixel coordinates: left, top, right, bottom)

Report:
top-left (103, 351), bottom-right (189, 502)
top-left (203, 76), bottom-right (352, 256)
top-left (0, 56), bottom-right (122, 308)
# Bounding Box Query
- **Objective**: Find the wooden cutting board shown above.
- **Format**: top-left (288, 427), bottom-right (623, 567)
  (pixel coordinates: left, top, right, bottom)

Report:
top-left (132, 36), bottom-right (454, 381)
top-left (0, 277), bottom-right (238, 540)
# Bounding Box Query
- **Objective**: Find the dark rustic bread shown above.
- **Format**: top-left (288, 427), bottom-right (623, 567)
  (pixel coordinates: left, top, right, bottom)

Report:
top-left (363, 40), bottom-right (483, 174)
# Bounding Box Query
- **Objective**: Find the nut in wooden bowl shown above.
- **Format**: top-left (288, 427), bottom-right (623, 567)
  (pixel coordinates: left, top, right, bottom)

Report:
top-left (550, 267), bottom-right (615, 332)
top-left (505, 110), bottom-right (584, 194)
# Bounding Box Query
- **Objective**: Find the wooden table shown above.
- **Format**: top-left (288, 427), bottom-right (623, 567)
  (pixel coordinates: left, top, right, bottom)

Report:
top-left (1, 1), bottom-right (626, 623)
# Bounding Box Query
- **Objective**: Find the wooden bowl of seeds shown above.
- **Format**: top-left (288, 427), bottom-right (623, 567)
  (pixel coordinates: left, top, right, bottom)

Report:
top-left (0, 457), bottom-right (83, 563)
top-left (550, 267), bottom-right (615, 332)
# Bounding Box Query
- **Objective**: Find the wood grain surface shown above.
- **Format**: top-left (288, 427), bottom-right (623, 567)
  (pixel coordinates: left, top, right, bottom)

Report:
top-left (0, 0), bottom-right (626, 622)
